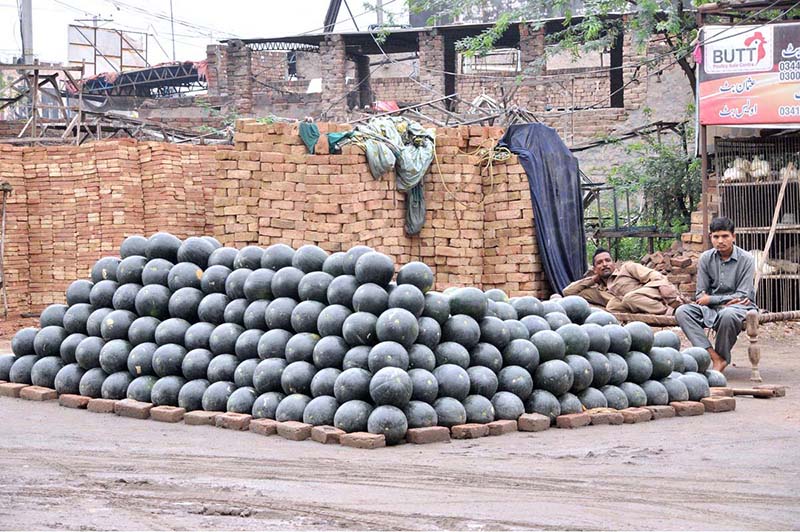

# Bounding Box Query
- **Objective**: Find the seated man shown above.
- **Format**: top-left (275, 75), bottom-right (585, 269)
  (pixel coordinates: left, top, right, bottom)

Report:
top-left (676, 216), bottom-right (757, 372)
top-left (563, 248), bottom-right (683, 315)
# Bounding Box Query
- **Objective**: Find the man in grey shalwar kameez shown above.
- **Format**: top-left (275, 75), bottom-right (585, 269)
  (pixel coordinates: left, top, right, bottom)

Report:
top-left (676, 217), bottom-right (756, 372)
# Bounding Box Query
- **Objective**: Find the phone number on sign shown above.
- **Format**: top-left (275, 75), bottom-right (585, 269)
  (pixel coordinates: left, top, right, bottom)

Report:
top-left (778, 105), bottom-right (800, 116)
top-left (778, 61), bottom-right (800, 81)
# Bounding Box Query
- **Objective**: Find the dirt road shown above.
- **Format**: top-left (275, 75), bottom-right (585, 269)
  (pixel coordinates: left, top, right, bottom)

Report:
top-left (1, 324), bottom-right (798, 530)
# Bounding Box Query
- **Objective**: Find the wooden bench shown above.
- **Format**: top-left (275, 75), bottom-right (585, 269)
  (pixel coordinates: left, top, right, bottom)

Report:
top-left (611, 310), bottom-right (800, 383)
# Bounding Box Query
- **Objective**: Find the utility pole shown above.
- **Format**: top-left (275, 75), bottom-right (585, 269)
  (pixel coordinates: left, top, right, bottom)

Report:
top-left (20, 0), bottom-right (33, 63)
top-left (376, 0), bottom-right (384, 25)
top-left (169, 0), bottom-right (176, 61)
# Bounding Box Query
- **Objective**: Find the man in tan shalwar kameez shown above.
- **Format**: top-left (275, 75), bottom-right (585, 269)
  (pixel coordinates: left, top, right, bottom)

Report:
top-left (563, 248), bottom-right (684, 315)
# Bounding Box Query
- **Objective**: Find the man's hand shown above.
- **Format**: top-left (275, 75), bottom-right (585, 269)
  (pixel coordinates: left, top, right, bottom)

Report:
top-left (696, 292), bottom-right (712, 306)
top-left (725, 297), bottom-right (750, 306)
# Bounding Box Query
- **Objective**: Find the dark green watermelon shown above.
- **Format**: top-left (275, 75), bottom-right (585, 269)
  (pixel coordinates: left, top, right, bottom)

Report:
top-left (683, 347), bottom-right (711, 373)
top-left (154, 318), bottom-right (191, 346)
top-left (292, 244), bottom-right (328, 273)
top-left (177, 378), bottom-right (210, 411)
top-left (201, 380), bottom-right (236, 411)
top-left (252, 391), bottom-right (285, 419)
top-left (497, 365), bottom-right (533, 400)
top-left (619, 382), bottom-right (648, 407)
top-left (184, 321), bottom-right (216, 350)
top-left (91, 256), bottom-right (120, 283)
top-left (648, 347), bottom-right (675, 379)
top-left (705, 369), bottom-right (727, 387)
top-left (484, 288), bottom-right (508, 302)
top-left (207, 354), bottom-right (239, 383)
top-left (584, 310), bottom-right (619, 326)
top-left (533, 359), bottom-right (574, 396)
top-left (354, 251), bottom-right (395, 287)
top-left (253, 358), bottom-right (288, 393)
top-left (146, 232), bottom-right (181, 262)
top-left (322, 252), bottom-right (346, 277)
top-left (342, 312), bottom-right (378, 347)
top-left (222, 298), bottom-right (247, 327)
top-left (640, 379), bottom-right (669, 405)
top-left (581, 323), bottom-right (611, 354)
top-left (334, 399), bottom-right (374, 432)
top-left (243, 268), bottom-right (275, 302)
top-left (227, 386), bottom-right (258, 414)
top-left (152, 343), bottom-right (187, 377)
top-left (243, 300), bottom-right (270, 330)
top-left (397, 262), bottom-right (434, 293)
top-left (493, 302), bottom-right (517, 320)
top-left (224, 268), bottom-right (252, 300)
top-left (234, 246), bottom-right (264, 270)
top-left (66, 280), bottom-right (93, 306)
top-left (280, 361), bottom-right (317, 395)
top-left (545, 312), bottom-right (571, 330)
top-left (209, 323), bottom-right (244, 355)
top-left (234, 358), bottom-right (259, 387)
top-left (375, 308), bottom-right (419, 347)
top-left (607, 353), bottom-right (629, 385)
top-left (491, 391), bottom-right (525, 420)
top-left (12, 327), bottom-right (39, 357)
top-left (303, 395), bottom-right (339, 426)
top-left (660, 376), bottom-right (690, 402)
top-left (30, 356), bottom-right (64, 388)
top-left (271, 266), bottom-right (305, 300)
top-left (521, 315), bottom-right (550, 336)
top-left (285, 332), bottom-right (319, 363)
top-left (297, 271), bottom-right (333, 304)
top-left (653, 330), bottom-right (681, 350)
top-left (559, 295), bottom-right (592, 324)
top-left (101, 371), bottom-right (133, 400)
top-left (343, 346), bottom-right (371, 370)
top-left (502, 339), bottom-right (539, 373)
top-left (99, 339), bottom-right (132, 374)
top-left (624, 351), bottom-right (653, 384)
top-left (317, 304), bottom-right (353, 338)
top-left (98, 310), bottom-right (135, 341)
top-left (141, 258), bottom-right (174, 287)
top-left (333, 368), bottom-right (372, 403)
top-left (625, 321), bottom-right (655, 353)
top-left (60, 333), bottom-right (86, 364)
top-left (531, 330), bottom-right (566, 362)
top-left (167, 287), bottom-right (204, 321)
top-left (433, 364), bottom-right (470, 401)
top-left (167, 262), bottom-right (203, 292)
top-left (422, 292), bottom-right (450, 325)
top-left (89, 280), bottom-right (118, 309)
top-left (435, 341), bottom-right (471, 369)
top-left (78, 367), bottom-right (108, 398)
top-left (557, 324), bottom-right (590, 356)
top-left (75, 336), bottom-right (105, 370)
top-left (181, 348), bottom-right (213, 380)
top-left (441, 314), bottom-right (480, 349)
top-left (433, 397), bottom-right (467, 427)
top-left (291, 300), bottom-right (325, 334)
top-left (462, 395), bottom-right (495, 423)
top-left (261, 243), bottom-right (295, 271)
top-left (40, 304), bottom-right (67, 328)
top-left (467, 366), bottom-right (498, 398)
top-left (511, 296), bottom-right (544, 318)
top-left (407, 368), bottom-right (437, 404)
top-left (367, 405), bottom-right (408, 445)
top-left (86, 308), bottom-right (112, 337)
top-left (404, 400), bottom-right (438, 428)
top-left (479, 316), bottom-right (510, 350)
top-left (33, 326), bottom-right (67, 358)
top-left (312, 335), bottom-right (349, 368)
top-left (201, 265), bottom-right (232, 294)
top-left (578, 387), bottom-right (608, 409)
top-left (177, 236), bottom-right (216, 268)
top-left (117, 255), bottom-right (147, 285)
top-left (558, 392), bottom-right (583, 415)
top-left (369, 367), bottom-right (413, 407)
top-left (208, 247), bottom-right (238, 269)
top-left (368, 341), bottom-right (410, 372)
top-left (678, 373), bottom-right (710, 401)
top-left (310, 367), bottom-right (341, 397)
top-left (127, 342), bottom-right (157, 376)
top-left (601, 384), bottom-right (629, 409)
top-left (524, 389), bottom-right (561, 422)
top-left (257, 328), bottom-right (292, 359)
top-left (54, 363), bottom-right (86, 395)
top-left (584, 351), bottom-right (611, 388)
top-left (264, 297), bottom-right (297, 331)
top-left (566, 354), bottom-right (594, 392)
top-left (111, 283), bottom-right (141, 313)
top-left (135, 284), bottom-right (172, 320)
top-left (8, 355), bottom-right (36, 384)
top-left (388, 284), bottom-right (425, 317)
top-left (120, 235), bottom-right (148, 259)
top-left (326, 275), bottom-right (359, 308)
top-left (448, 287), bottom-right (488, 320)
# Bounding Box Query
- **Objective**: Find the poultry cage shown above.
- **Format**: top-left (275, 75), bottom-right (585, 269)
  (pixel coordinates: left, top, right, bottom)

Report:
top-left (716, 135), bottom-right (800, 312)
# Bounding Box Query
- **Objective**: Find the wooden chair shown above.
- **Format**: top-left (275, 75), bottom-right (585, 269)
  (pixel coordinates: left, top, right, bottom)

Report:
top-left (610, 310), bottom-right (800, 382)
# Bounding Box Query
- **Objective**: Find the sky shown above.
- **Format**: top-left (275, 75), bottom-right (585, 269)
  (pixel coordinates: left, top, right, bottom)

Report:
top-left (0, 0), bottom-right (409, 65)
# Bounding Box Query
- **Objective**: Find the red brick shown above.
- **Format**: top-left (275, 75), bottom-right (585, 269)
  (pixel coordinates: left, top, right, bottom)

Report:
top-left (150, 405), bottom-right (185, 423)
top-left (710, 387), bottom-right (733, 397)
top-left (0, 382), bottom-right (28, 398)
top-left (518, 413), bottom-right (550, 432)
top-left (19, 385), bottom-right (57, 401)
top-left (114, 399), bottom-right (153, 419)
top-left (621, 407), bottom-right (652, 423)
top-left (589, 411), bottom-right (624, 426)
top-left (340, 432), bottom-right (386, 449)
top-left (276, 421), bottom-right (312, 440)
top-left (59, 394), bottom-right (90, 409)
top-left (87, 398), bottom-right (117, 413)
top-left (645, 405), bottom-right (676, 419)
top-left (451, 423), bottom-right (489, 439)
top-left (311, 425), bottom-right (345, 444)
top-left (670, 401), bottom-right (705, 416)
top-left (250, 418), bottom-right (279, 436)
top-left (184, 411), bottom-right (220, 426)
top-left (701, 396), bottom-right (736, 413)
top-left (488, 419), bottom-right (518, 435)
top-left (216, 412), bottom-right (252, 431)
top-left (556, 413), bottom-right (591, 428)
top-left (406, 426), bottom-right (451, 444)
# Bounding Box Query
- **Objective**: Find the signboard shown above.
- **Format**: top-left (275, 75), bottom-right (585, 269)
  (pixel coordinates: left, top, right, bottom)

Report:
top-left (698, 23), bottom-right (800, 126)
top-left (68, 25), bottom-right (148, 77)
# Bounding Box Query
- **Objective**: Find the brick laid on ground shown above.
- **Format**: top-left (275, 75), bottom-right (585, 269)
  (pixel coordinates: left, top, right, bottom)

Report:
top-left (150, 405), bottom-right (185, 423)
top-left (311, 425), bottom-right (345, 444)
top-left (556, 412), bottom-right (591, 429)
top-left (250, 418), bottom-right (279, 436)
top-left (276, 421), bottom-right (312, 441)
top-left (488, 419), bottom-right (518, 435)
top-left (406, 426), bottom-right (451, 444)
top-left (701, 396), bottom-right (736, 413)
top-left (451, 423), bottom-right (489, 439)
top-left (87, 398), bottom-right (117, 413)
top-left (184, 411), bottom-right (219, 426)
top-left (621, 407), bottom-right (652, 423)
top-left (216, 413), bottom-right (252, 431)
top-left (19, 386), bottom-right (57, 401)
top-left (340, 432), bottom-right (386, 449)
top-left (518, 413), bottom-right (550, 432)
top-left (711, 387), bottom-right (733, 397)
top-left (645, 405), bottom-right (676, 419)
top-left (670, 401), bottom-right (705, 416)
top-left (589, 411), bottom-right (624, 426)
top-left (59, 394), bottom-right (90, 409)
top-left (0, 383), bottom-right (28, 398)
top-left (115, 399), bottom-right (153, 419)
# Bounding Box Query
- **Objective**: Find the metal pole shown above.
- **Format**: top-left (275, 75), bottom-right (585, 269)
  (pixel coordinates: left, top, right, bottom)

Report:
top-left (376, 0), bottom-right (384, 25)
top-left (700, 124), bottom-right (709, 247)
top-left (21, 0), bottom-right (33, 63)
top-left (0, 183), bottom-right (11, 318)
top-left (170, 0), bottom-right (176, 61)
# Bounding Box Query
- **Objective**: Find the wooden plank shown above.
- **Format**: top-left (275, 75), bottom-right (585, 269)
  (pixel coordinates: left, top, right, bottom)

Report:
top-left (755, 168), bottom-right (793, 291)
top-left (731, 388), bottom-right (775, 398)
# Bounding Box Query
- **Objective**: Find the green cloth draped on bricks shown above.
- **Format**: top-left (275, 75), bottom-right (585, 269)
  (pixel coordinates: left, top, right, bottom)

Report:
top-left (298, 122), bottom-right (320, 154)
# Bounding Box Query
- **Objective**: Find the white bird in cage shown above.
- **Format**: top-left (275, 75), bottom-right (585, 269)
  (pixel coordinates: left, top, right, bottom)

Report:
top-left (780, 161), bottom-right (799, 181)
top-left (733, 157), bottom-right (751, 172)
top-left (751, 250), bottom-right (776, 275)
top-left (722, 166), bottom-right (748, 182)
top-left (750, 156), bottom-right (771, 181)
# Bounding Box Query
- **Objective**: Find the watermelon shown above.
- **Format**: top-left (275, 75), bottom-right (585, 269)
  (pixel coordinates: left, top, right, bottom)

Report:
top-left (607, 352), bottom-right (629, 385)
top-left (404, 401), bottom-right (438, 428)
top-left (566, 354), bottom-right (594, 392)
top-left (303, 395), bottom-right (339, 426)
top-left (78, 367), bottom-right (108, 398)
top-left (581, 323), bottom-right (611, 354)
top-left (578, 387), bottom-right (608, 409)
top-left (224, 268), bottom-right (252, 300)
top-left (222, 298), bottom-right (248, 326)
top-left (682, 353), bottom-right (699, 373)
top-left (533, 359), bottom-right (574, 396)
top-left (146, 232), bottom-right (181, 262)
top-left (531, 330), bottom-right (566, 362)
top-left (584, 351), bottom-right (611, 388)
top-left (640, 379), bottom-right (669, 405)
top-left (435, 341), bottom-right (471, 369)
top-left (601, 384), bottom-right (629, 409)
top-left (368, 341), bottom-right (409, 372)
top-left (668, 347), bottom-right (685, 373)
top-left (111, 283), bottom-right (141, 313)
top-left (462, 395), bottom-right (495, 423)
top-left (40, 304), bottom-right (67, 328)
top-left (511, 296), bottom-right (544, 318)
top-left (411, 318), bottom-right (439, 351)
top-left (369, 367), bottom-right (413, 407)
top-left (128, 342), bottom-right (157, 376)
top-left (261, 243), bottom-right (295, 270)
top-left (101, 371), bottom-right (133, 400)
top-left (234, 358), bottom-right (259, 387)
top-left (271, 267), bottom-right (305, 300)
top-left (355, 251), bottom-right (394, 287)
top-left (678, 373), bottom-right (710, 401)
top-left (281, 361), bottom-right (317, 395)
top-left (75, 336), bottom-right (105, 370)
top-left (89, 280), bottom-right (118, 309)
top-left (556, 324), bottom-right (590, 356)
top-left (60, 333), bottom-right (86, 363)
top-left (334, 399), bottom-right (373, 432)
top-left (165, 287), bottom-right (202, 322)
top-left (433, 397), bottom-right (467, 427)
top-left (479, 316), bottom-right (511, 350)
top-left (406, 368), bottom-right (437, 404)
top-left (207, 247), bottom-right (238, 268)
top-left (388, 284), bottom-right (425, 317)
top-left (584, 310), bottom-right (619, 326)
top-left (653, 330), bottom-right (681, 350)
top-left (233, 329), bottom-right (263, 361)
top-left (648, 347), bottom-right (675, 380)
top-left (625, 321), bottom-right (655, 353)
top-left (285, 332), bottom-right (319, 363)
top-left (291, 300), bottom-right (326, 334)
top-left (422, 292), bottom-right (450, 324)
top-left (624, 351), bottom-right (653, 384)
top-left (152, 343), bottom-right (187, 377)
top-left (155, 318), bottom-right (191, 346)
top-left (227, 387), bottom-right (258, 414)
top-left (541, 300), bottom-right (566, 316)
top-left (86, 310), bottom-right (111, 339)
top-left (492, 391), bottom-right (525, 420)
top-left (265, 297), bottom-right (298, 331)
top-left (166, 262), bottom-right (202, 292)
top-left (493, 302), bottom-right (517, 321)
top-left (469, 343), bottom-right (503, 373)
top-left (310, 367), bottom-right (341, 398)
top-left (545, 312), bottom-right (571, 330)
top-left (619, 382), bottom-right (648, 407)
top-left (120, 235), bottom-right (148, 259)
top-left (375, 308), bottom-right (419, 347)
top-left (243, 300), bottom-right (270, 330)
top-left (343, 346), bottom-right (371, 370)
top-left (467, 366), bottom-right (498, 398)
top-left (502, 339), bottom-right (539, 373)
top-left (322, 252), bottom-right (346, 277)
top-left (201, 265), bottom-right (232, 294)
top-left (184, 321), bottom-right (216, 350)
top-left (433, 364), bottom-right (470, 401)
top-left (367, 405), bottom-right (409, 445)
top-left (66, 280), bottom-right (93, 306)
top-left (342, 312), bottom-right (378, 347)
top-left (705, 369), bottom-right (727, 387)
top-left (520, 315), bottom-right (550, 336)
top-left (351, 283), bottom-right (389, 315)
top-left (312, 335), bottom-right (349, 368)
top-left (201, 380), bottom-right (236, 411)
top-left (449, 287), bottom-right (488, 320)
top-left (53, 363), bottom-right (86, 395)
top-left (326, 275), bottom-right (359, 308)
top-left (177, 236), bottom-right (216, 268)
top-left (660, 376), bottom-right (690, 402)
top-left (99, 339), bottom-right (132, 374)
top-left (558, 392), bottom-right (583, 415)
top-left (317, 304), bottom-right (353, 338)
top-left (252, 358), bottom-right (288, 393)
top-left (33, 326), bottom-right (67, 358)
top-left (125, 317), bottom-right (157, 346)
top-left (342, 246), bottom-right (373, 275)
top-left (177, 379), bottom-right (210, 411)
top-left (142, 258), bottom-right (174, 287)
top-left (182, 348), bottom-right (213, 380)
top-left (98, 310), bottom-right (135, 341)
top-left (30, 356), bottom-right (64, 388)
top-left (333, 368), bottom-right (372, 403)
top-left (441, 314), bottom-right (480, 349)
top-left (297, 271), bottom-right (333, 304)
top-left (559, 295), bottom-right (592, 324)
top-left (396, 262), bottom-right (434, 293)
top-left (403, 344), bottom-right (433, 372)
top-left (523, 389), bottom-right (560, 421)
top-left (207, 354), bottom-right (239, 383)
top-left (91, 256), bottom-right (120, 283)
top-left (12, 327), bottom-right (39, 357)
top-left (135, 284), bottom-right (172, 320)
top-left (683, 347), bottom-right (711, 373)
top-left (496, 365), bottom-right (532, 400)
top-left (484, 288), bottom-right (508, 302)
top-left (243, 268), bottom-right (275, 302)
top-left (234, 246), bottom-right (264, 270)
top-left (252, 391), bottom-right (285, 419)
top-left (292, 244), bottom-right (328, 273)
top-left (256, 329), bottom-right (292, 360)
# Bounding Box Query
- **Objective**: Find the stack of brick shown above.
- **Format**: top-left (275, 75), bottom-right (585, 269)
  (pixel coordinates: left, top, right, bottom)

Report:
top-left (641, 242), bottom-right (701, 298)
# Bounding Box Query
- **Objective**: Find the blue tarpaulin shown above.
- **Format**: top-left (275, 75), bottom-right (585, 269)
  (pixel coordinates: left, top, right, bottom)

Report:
top-left (497, 123), bottom-right (587, 293)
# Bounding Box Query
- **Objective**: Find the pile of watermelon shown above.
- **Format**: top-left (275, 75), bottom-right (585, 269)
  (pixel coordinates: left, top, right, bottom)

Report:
top-left (0, 233), bottom-right (727, 444)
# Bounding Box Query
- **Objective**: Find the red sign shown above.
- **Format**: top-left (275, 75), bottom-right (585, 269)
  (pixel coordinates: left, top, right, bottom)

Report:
top-left (698, 23), bottom-right (800, 126)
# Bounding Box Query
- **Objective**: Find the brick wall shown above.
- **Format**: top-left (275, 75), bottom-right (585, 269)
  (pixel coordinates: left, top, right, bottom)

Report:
top-left (215, 120), bottom-right (548, 295)
top-left (0, 140), bottom-right (221, 313)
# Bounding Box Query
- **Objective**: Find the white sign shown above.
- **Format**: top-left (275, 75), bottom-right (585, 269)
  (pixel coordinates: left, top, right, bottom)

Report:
top-left (704, 25), bottom-right (774, 74)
